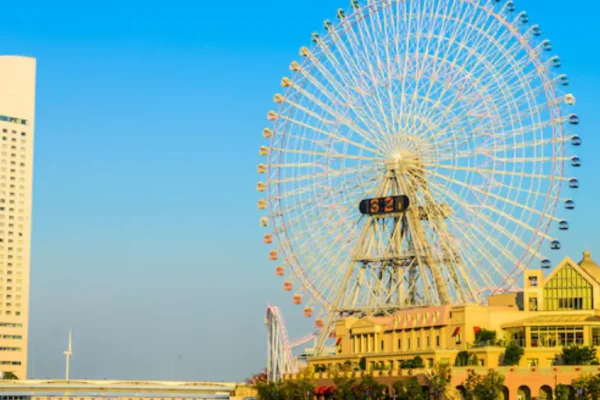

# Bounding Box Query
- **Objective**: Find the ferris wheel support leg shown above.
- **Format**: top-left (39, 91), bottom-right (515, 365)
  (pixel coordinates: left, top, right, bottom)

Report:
top-left (314, 260), bottom-right (357, 355)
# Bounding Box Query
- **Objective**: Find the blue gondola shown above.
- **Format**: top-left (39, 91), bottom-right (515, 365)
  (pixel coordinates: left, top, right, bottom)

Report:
top-left (551, 240), bottom-right (561, 250)
top-left (569, 114), bottom-right (580, 125)
top-left (559, 221), bottom-right (569, 231)
top-left (519, 12), bottom-right (529, 23)
top-left (571, 135), bottom-right (582, 146)
top-left (541, 259), bottom-right (552, 269)
top-left (552, 57), bottom-right (561, 68)
top-left (532, 25), bottom-right (542, 36)
top-left (506, 1), bottom-right (515, 12)
top-left (311, 33), bottom-right (320, 43)
top-left (559, 75), bottom-right (569, 86)
top-left (571, 156), bottom-right (581, 167)
top-left (565, 199), bottom-right (575, 210)
top-left (542, 40), bottom-right (552, 51)
top-left (569, 178), bottom-right (579, 189)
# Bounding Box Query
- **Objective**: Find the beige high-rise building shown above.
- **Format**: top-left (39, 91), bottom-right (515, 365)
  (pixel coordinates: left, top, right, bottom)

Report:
top-left (0, 56), bottom-right (36, 379)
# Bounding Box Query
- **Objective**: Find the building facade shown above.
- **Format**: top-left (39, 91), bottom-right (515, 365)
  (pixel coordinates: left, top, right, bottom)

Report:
top-left (302, 251), bottom-right (600, 396)
top-left (0, 56), bottom-right (36, 379)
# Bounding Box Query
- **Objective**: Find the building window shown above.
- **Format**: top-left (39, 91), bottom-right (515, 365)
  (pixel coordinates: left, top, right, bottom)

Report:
top-left (397, 339), bottom-right (401, 350)
top-left (544, 265), bottom-right (593, 311)
top-left (407, 338), bottom-right (411, 349)
top-left (381, 340), bottom-right (384, 351)
top-left (417, 337), bottom-right (421, 348)
top-left (530, 326), bottom-right (583, 347)
top-left (529, 296), bottom-right (538, 311)
top-left (436, 336), bottom-right (440, 347)
top-left (527, 359), bottom-right (539, 367)
top-left (593, 328), bottom-right (600, 346)
top-left (528, 276), bottom-right (538, 287)
top-left (426, 336), bottom-right (430, 348)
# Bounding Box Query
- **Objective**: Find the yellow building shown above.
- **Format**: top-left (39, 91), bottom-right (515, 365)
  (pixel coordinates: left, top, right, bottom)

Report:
top-left (0, 56), bottom-right (36, 380)
top-left (309, 251), bottom-right (600, 371)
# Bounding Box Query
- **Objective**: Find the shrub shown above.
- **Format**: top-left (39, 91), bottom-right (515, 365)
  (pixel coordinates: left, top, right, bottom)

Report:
top-left (501, 343), bottom-right (524, 366)
top-left (455, 351), bottom-right (478, 367)
top-left (560, 345), bottom-right (597, 365)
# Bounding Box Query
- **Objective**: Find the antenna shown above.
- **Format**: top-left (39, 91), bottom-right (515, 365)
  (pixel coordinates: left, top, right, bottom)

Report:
top-left (63, 329), bottom-right (72, 380)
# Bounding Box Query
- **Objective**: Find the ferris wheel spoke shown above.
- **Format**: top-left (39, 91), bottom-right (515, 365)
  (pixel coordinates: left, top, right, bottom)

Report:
top-left (271, 165), bottom-right (377, 185)
top-left (426, 166), bottom-right (564, 225)
top-left (432, 176), bottom-right (555, 243)
top-left (339, 21), bottom-right (399, 145)
top-left (277, 99), bottom-right (385, 156)
top-left (424, 176), bottom-right (546, 272)
top-left (414, 29), bottom-right (549, 146)
top-left (409, 1), bottom-right (489, 125)
top-left (272, 147), bottom-right (380, 161)
top-left (292, 57), bottom-right (395, 151)
top-left (429, 162), bottom-right (562, 181)
top-left (408, 11), bottom-right (524, 129)
top-left (282, 81), bottom-right (389, 154)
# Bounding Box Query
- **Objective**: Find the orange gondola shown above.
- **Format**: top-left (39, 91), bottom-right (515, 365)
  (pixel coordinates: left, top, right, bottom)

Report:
top-left (258, 199), bottom-right (267, 210)
top-left (315, 318), bottom-right (324, 329)
top-left (304, 307), bottom-right (313, 318)
top-left (269, 251), bottom-right (278, 261)
top-left (284, 281), bottom-right (293, 291)
top-left (264, 234), bottom-right (273, 244)
top-left (263, 128), bottom-right (273, 138)
top-left (256, 182), bottom-right (266, 192)
top-left (293, 294), bottom-right (302, 305)
top-left (275, 266), bottom-right (284, 276)
top-left (259, 146), bottom-right (268, 156)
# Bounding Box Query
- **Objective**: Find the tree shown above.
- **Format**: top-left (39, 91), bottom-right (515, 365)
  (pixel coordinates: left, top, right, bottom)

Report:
top-left (256, 377), bottom-right (315, 400)
top-left (475, 329), bottom-right (497, 345)
top-left (573, 374), bottom-right (600, 399)
top-left (501, 343), bottom-right (524, 366)
top-left (426, 364), bottom-right (452, 400)
top-left (332, 375), bottom-right (357, 400)
top-left (465, 370), bottom-right (504, 400)
top-left (560, 345), bottom-right (598, 365)
top-left (256, 381), bottom-right (284, 400)
top-left (555, 384), bottom-right (572, 400)
top-left (393, 377), bottom-right (427, 400)
top-left (353, 374), bottom-right (387, 400)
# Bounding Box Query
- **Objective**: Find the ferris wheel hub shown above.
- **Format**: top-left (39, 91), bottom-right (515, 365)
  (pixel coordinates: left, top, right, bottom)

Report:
top-left (386, 152), bottom-right (421, 173)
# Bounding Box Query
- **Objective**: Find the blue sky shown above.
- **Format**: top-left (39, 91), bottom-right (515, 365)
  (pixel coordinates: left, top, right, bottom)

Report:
top-left (0, 0), bottom-right (598, 381)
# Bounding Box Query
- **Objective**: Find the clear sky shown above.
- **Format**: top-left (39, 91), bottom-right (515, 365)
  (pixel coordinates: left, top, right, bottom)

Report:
top-left (1, 0), bottom-right (598, 382)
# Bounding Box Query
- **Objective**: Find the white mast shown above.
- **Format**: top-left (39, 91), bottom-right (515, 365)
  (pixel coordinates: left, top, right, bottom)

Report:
top-left (63, 330), bottom-right (72, 380)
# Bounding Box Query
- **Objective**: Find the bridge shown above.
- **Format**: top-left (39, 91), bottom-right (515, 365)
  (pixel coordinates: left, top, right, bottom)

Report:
top-left (0, 380), bottom-right (245, 400)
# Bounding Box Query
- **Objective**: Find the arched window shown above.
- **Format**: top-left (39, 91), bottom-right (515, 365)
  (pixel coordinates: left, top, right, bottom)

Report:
top-left (539, 385), bottom-right (553, 400)
top-left (518, 386), bottom-right (531, 400)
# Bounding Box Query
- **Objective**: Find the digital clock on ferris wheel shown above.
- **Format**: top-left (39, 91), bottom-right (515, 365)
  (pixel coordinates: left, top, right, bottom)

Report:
top-left (358, 195), bottom-right (410, 215)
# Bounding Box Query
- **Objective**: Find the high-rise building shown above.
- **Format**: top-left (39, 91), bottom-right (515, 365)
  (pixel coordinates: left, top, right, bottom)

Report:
top-left (0, 56), bottom-right (36, 379)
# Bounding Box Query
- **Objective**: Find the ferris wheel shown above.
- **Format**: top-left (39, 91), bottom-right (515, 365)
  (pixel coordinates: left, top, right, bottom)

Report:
top-left (257, 0), bottom-right (581, 348)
